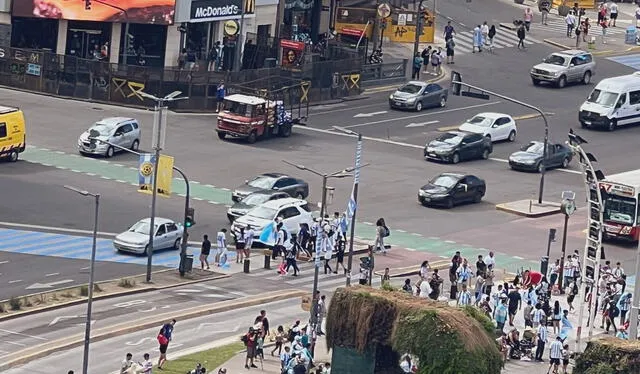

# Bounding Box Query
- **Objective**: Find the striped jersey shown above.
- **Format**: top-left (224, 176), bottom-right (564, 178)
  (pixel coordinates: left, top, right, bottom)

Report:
top-left (549, 340), bottom-right (563, 359)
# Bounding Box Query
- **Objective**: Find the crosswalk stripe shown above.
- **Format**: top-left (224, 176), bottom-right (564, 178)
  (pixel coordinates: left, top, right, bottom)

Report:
top-left (534, 18), bottom-right (625, 36)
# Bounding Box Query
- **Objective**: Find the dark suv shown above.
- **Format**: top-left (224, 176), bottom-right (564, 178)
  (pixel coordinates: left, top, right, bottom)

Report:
top-left (424, 131), bottom-right (493, 164)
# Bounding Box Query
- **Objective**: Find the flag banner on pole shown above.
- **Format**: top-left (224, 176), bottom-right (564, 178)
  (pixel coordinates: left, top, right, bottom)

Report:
top-left (339, 188), bottom-right (357, 232)
top-left (138, 154), bottom-right (174, 198)
top-left (259, 221), bottom-right (278, 246)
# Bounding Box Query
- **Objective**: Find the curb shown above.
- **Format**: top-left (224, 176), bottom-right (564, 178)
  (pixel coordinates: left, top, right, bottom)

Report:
top-left (543, 39), bottom-right (572, 50)
top-left (373, 259), bottom-right (450, 278)
top-left (0, 289), bottom-right (307, 371)
top-left (499, 22), bottom-right (517, 31)
top-left (363, 68), bottom-right (446, 94)
top-left (0, 272), bottom-right (231, 322)
top-left (495, 203), bottom-right (561, 218)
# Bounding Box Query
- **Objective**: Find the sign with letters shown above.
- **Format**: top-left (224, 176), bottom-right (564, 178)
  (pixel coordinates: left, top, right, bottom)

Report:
top-left (190, 0), bottom-right (254, 22)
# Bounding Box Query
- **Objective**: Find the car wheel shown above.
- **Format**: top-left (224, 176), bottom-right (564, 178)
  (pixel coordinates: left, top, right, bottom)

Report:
top-left (562, 157), bottom-right (570, 168)
top-left (445, 198), bottom-right (454, 209)
top-left (217, 131), bottom-right (227, 140)
top-left (280, 124), bottom-right (292, 138)
top-left (537, 162), bottom-right (545, 173)
top-left (439, 96), bottom-right (447, 107)
top-left (580, 121), bottom-right (590, 129)
top-left (174, 238), bottom-right (181, 250)
top-left (473, 191), bottom-right (484, 203)
top-left (105, 146), bottom-right (114, 158)
top-left (582, 71), bottom-right (592, 85)
top-left (557, 75), bottom-right (567, 88)
top-left (415, 101), bottom-right (423, 111)
top-left (607, 119), bottom-right (617, 132)
top-left (451, 152), bottom-right (460, 164)
top-left (247, 131), bottom-right (258, 144)
top-left (481, 148), bottom-right (490, 160)
top-left (532, 78), bottom-right (540, 86)
top-left (485, 134), bottom-right (492, 143)
top-left (131, 139), bottom-right (139, 151)
top-left (508, 130), bottom-right (516, 142)
top-left (295, 192), bottom-right (305, 199)
top-left (8, 150), bottom-right (18, 162)
top-left (227, 214), bottom-right (236, 224)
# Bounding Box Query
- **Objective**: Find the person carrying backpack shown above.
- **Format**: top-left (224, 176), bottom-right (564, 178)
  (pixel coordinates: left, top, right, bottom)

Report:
top-left (374, 218), bottom-right (390, 255)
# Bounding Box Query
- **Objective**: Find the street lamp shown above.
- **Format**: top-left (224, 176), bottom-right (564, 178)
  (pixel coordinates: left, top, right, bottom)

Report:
top-left (138, 91), bottom-right (188, 282)
top-left (332, 125), bottom-right (363, 287)
top-left (282, 160), bottom-right (366, 356)
top-left (63, 185), bottom-right (99, 374)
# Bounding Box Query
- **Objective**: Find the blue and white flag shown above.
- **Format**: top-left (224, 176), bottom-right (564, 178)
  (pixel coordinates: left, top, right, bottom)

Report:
top-left (259, 221), bottom-right (278, 245)
top-left (339, 189), bottom-right (357, 232)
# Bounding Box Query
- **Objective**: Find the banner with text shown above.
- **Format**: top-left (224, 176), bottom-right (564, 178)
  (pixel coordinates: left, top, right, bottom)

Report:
top-left (138, 153), bottom-right (174, 198)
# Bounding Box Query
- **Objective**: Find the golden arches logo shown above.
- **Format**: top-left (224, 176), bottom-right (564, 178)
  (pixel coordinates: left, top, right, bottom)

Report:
top-left (140, 162), bottom-right (154, 177)
top-left (244, 0), bottom-right (255, 14)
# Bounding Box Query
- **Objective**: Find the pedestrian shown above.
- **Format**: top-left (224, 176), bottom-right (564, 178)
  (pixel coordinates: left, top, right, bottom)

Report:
top-left (559, 310), bottom-right (573, 342)
top-left (244, 224), bottom-right (254, 259)
top-left (420, 261), bottom-right (430, 280)
top-left (523, 300), bottom-right (534, 328)
top-left (412, 52), bottom-right (422, 79)
top-left (484, 264), bottom-right (495, 295)
top-left (487, 25), bottom-right (496, 53)
top-left (507, 287), bottom-right (521, 326)
top-left (443, 20), bottom-right (456, 41)
top-left (561, 344), bottom-right (571, 373)
top-left (535, 319), bottom-right (548, 362)
top-left (285, 237), bottom-right (300, 276)
top-left (198, 234), bottom-right (210, 270)
top-left (472, 25), bottom-right (483, 53)
top-left (421, 46), bottom-right (431, 74)
top-left (254, 309), bottom-right (270, 338)
top-left (215, 228), bottom-right (227, 266)
top-left (481, 21), bottom-right (489, 50)
top-left (517, 22), bottom-right (526, 49)
top-left (552, 300), bottom-right (562, 334)
top-left (273, 222), bottom-right (287, 259)
top-left (243, 327), bottom-right (259, 369)
top-left (428, 269), bottom-right (443, 300)
top-left (157, 319), bottom-right (176, 369)
top-left (600, 17), bottom-right (608, 44)
top-left (617, 292), bottom-right (631, 326)
top-left (457, 283), bottom-right (472, 306)
top-left (121, 353), bottom-right (133, 374)
top-left (566, 11), bottom-right (576, 37)
top-left (597, 2), bottom-right (606, 24)
top-left (234, 226), bottom-right (246, 264)
top-left (476, 255), bottom-right (487, 278)
top-left (495, 299), bottom-right (508, 333)
top-left (215, 81), bottom-right (225, 113)
top-left (609, 1), bottom-right (618, 27)
top-left (533, 304), bottom-right (546, 328)
top-left (375, 218), bottom-right (389, 254)
top-left (429, 49), bottom-right (439, 74)
top-left (445, 36), bottom-right (455, 64)
top-left (334, 231), bottom-right (346, 273)
top-left (207, 45), bottom-right (218, 72)
top-left (435, 48), bottom-right (443, 74)
top-left (280, 346), bottom-right (291, 370)
top-left (141, 353), bottom-right (153, 374)
top-left (402, 278), bottom-right (413, 293)
top-left (317, 295), bottom-right (327, 335)
top-left (178, 48), bottom-right (187, 70)
top-left (322, 227), bottom-right (335, 274)
top-left (581, 18), bottom-right (590, 43)
top-left (567, 280), bottom-right (578, 311)
top-left (524, 7), bottom-right (533, 31)
top-left (474, 274), bottom-right (485, 304)
top-left (540, 0), bottom-right (551, 25)
top-left (382, 267), bottom-right (391, 285)
top-left (548, 337), bottom-right (563, 373)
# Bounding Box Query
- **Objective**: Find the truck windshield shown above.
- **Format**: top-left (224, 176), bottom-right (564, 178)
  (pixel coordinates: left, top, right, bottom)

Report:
top-left (587, 89), bottom-right (618, 107)
top-left (224, 100), bottom-right (252, 116)
top-left (603, 195), bottom-right (637, 225)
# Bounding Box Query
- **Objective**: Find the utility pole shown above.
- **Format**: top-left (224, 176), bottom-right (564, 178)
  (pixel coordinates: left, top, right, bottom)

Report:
top-left (234, 0), bottom-right (247, 72)
top-left (413, 0), bottom-right (425, 60)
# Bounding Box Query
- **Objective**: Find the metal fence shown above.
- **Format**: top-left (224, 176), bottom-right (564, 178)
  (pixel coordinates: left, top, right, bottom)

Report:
top-left (0, 45), bottom-right (364, 111)
top-left (360, 60), bottom-right (408, 86)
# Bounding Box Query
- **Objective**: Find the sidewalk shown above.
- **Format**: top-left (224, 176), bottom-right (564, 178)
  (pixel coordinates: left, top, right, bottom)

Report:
top-left (544, 30), bottom-right (640, 56)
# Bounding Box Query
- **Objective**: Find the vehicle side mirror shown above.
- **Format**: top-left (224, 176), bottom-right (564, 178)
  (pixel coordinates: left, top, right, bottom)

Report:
top-left (570, 63), bottom-right (575, 67)
top-left (457, 184), bottom-right (467, 192)
top-left (273, 187), bottom-right (280, 190)
top-left (492, 124), bottom-right (498, 128)
top-left (115, 132), bottom-right (122, 137)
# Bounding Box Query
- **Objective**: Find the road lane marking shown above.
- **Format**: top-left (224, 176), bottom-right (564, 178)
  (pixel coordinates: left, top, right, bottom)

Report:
top-left (406, 120), bottom-right (439, 128)
top-left (3, 341), bottom-right (26, 347)
top-left (437, 125), bottom-right (460, 131)
top-left (340, 101), bottom-right (503, 129)
top-left (0, 329), bottom-right (48, 340)
top-left (512, 112), bottom-right (555, 121)
top-left (45, 273), bottom-right (60, 277)
top-left (8, 280), bottom-right (22, 284)
top-left (354, 111), bottom-right (388, 118)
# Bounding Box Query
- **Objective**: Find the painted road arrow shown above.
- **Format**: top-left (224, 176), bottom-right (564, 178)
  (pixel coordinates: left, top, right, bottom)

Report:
top-left (196, 322), bottom-right (241, 333)
top-left (405, 120), bottom-right (439, 128)
top-left (26, 279), bottom-right (74, 290)
top-left (49, 315), bottom-right (79, 326)
top-left (353, 111), bottom-right (388, 118)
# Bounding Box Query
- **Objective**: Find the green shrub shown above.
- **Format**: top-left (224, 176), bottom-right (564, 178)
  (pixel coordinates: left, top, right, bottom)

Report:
top-left (574, 338), bottom-right (640, 374)
top-left (80, 285), bottom-right (89, 297)
top-left (9, 297), bottom-right (21, 311)
top-left (118, 278), bottom-right (136, 288)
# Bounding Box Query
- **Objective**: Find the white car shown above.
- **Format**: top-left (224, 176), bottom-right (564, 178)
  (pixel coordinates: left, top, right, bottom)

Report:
top-left (458, 112), bottom-right (517, 142)
top-left (113, 217), bottom-right (182, 255)
top-left (78, 117), bottom-right (141, 158)
top-left (231, 197), bottom-right (313, 245)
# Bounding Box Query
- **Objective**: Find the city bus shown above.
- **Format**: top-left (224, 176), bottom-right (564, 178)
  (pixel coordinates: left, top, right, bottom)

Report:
top-left (600, 169), bottom-right (640, 242)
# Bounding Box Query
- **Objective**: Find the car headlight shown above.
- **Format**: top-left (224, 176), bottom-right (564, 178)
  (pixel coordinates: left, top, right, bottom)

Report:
top-left (419, 190), bottom-right (426, 196)
top-left (407, 98), bottom-right (416, 103)
top-left (437, 148), bottom-right (453, 154)
top-left (389, 94), bottom-right (394, 99)
top-left (553, 71), bottom-right (561, 76)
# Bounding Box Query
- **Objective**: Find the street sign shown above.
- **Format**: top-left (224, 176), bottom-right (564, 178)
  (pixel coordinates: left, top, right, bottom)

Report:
top-left (377, 3), bottom-right (391, 18)
top-left (398, 13), bottom-right (407, 26)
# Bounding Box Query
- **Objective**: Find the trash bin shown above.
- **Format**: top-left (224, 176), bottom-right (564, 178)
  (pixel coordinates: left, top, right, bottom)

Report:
top-left (626, 26), bottom-right (637, 45)
top-left (183, 254), bottom-right (194, 273)
top-left (243, 258), bottom-right (251, 273)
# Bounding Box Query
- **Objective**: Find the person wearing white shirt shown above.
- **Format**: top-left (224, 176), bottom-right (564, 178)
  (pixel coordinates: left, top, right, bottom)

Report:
top-left (484, 251), bottom-right (496, 269)
top-left (244, 225), bottom-right (254, 259)
top-left (565, 11), bottom-right (577, 37)
top-left (399, 355), bottom-right (413, 373)
top-left (613, 262), bottom-right (625, 279)
top-left (563, 256), bottom-right (574, 288)
top-left (216, 229), bottom-right (227, 265)
top-left (322, 227), bottom-right (335, 274)
top-left (609, 1), bottom-right (618, 27)
top-left (532, 305), bottom-right (546, 328)
top-left (534, 321), bottom-right (548, 361)
top-left (120, 353), bottom-right (133, 374)
top-left (141, 353), bottom-right (153, 374)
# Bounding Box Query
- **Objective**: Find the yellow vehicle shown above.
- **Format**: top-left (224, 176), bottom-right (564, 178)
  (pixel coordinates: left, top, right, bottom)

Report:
top-left (0, 106), bottom-right (26, 162)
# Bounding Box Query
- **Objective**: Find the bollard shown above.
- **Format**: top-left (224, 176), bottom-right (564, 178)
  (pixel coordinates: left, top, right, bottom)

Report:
top-left (263, 249), bottom-right (272, 270)
top-left (243, 258), bottom-right (250, 273)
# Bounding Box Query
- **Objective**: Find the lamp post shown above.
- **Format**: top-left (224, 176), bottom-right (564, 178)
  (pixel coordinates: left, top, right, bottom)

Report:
top-left (282, 160), bottom-right (364, 356)
top-left (332, 126), bottom-right (363, 287)
top-left (63, 185), bottom-right (99, 374)
top-left (557, 193), bottom-right (576, 295)
top-left (138, 91), bottom-right (188, 282)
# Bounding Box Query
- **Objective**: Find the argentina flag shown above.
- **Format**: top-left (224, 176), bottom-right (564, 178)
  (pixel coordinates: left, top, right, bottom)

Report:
top-left (339, 189), bottom-right (357, 232)
top-left (259, 221), bottom-right (278, 245)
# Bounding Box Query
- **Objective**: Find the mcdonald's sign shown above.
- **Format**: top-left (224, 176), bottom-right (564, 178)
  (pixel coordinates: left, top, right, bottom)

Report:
top-left (190, 0), bottom-right (254, 22)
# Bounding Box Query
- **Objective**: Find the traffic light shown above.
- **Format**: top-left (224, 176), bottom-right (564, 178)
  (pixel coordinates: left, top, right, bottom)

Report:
top-left (549, 228), bottom-right (557, 242)
top-left (85, 0), bottom-right (91, 10)
top-left (185, 207), bottom-right (196, 228)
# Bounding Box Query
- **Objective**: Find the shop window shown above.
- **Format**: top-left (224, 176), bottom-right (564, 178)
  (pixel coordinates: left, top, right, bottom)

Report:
top-left (185, 22), bottom-right (208, 61)
top-left (11, 17), bottom-right (58, 50)
top-left (119, 24), bottom-right (167, 68)
top-left (66, 20), bottom-right (112, 60)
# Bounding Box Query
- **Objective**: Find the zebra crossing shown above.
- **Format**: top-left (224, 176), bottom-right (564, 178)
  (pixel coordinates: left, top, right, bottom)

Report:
top-left (0, 228), bottom-right (197, 268)
top-left (534, 17), bottom-right (627, 37)
top-left (450, 28), bottom-right (542, 55)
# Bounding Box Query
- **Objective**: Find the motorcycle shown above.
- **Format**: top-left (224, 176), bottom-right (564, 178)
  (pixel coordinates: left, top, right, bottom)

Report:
top-left (369, 49), bottom-right (383, 64)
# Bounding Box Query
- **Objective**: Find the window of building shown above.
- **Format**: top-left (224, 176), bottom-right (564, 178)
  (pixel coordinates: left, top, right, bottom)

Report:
top-left (119, 24), bottom-right (167, 67)
top-left (11, 17), bottom-right (58, 51)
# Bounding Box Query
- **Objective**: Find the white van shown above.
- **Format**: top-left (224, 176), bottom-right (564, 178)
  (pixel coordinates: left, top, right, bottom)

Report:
top-left (579, 72), bottom-right (640, 131)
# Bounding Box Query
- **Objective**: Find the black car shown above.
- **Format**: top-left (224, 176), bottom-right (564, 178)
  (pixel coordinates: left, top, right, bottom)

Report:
top-left (508, 141), bottom-right (573, 173)
top-left (424, 131), bottom-right (493, 164)
top-left (232, 173), bottom-right (309, 202)
top-left (389, 81), bottom-right (448, 111)
top-left (226, 190), bottom-right (291, 223)
top-left (418, 173), bottom-right (486, 209)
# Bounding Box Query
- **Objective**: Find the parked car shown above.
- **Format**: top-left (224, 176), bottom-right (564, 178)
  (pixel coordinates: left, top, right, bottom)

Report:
top-left (230, 198), bottom-right (313, 243)
top-left (424, 131), bottom-right (493, 164)
top-left (232, 173), bottom-right (309, 202)
top-left (458, 112), bottom-right (517, 142)
top-left (530, 50), bottom-right (595, 88)
top-left (227, 190), bottom-right (290, 223)
top-left (113, 217), bottom-right (182, 255)
top-left (389, 81), bottom-right (448, 111)
top-left (418, 173), bottom-right (486, 209)
top-left (78, 117), bottom-right (141, 157)
top-left (509, 141), bottom-right (573, 172)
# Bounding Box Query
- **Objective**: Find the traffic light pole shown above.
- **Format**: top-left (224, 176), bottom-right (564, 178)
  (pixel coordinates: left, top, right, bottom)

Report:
top-left (412, 0), bottom-right (425, 60)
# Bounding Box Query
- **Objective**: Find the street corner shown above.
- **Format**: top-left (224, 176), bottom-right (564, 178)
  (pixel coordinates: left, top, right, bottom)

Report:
top-left (495, 199), bottom-right (561, 218)
top-left (373, 259), bottom-right (450, 278)
top-left (543, 38), bottom-right (573, 50)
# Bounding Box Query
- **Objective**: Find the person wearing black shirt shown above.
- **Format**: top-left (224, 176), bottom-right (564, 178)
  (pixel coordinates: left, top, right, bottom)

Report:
top-left (476, 255), bottom-right (487, 278)
top-left (200, 235), bottom-right (211, 270)
top-left (507, 288), bottom-right (522, 326)
top-left (254, 310), bottom-right (270, 338)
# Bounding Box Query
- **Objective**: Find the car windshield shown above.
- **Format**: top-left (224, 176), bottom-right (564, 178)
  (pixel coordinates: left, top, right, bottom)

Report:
top-left (430, 175), bottom-right (459, 188)
top-left (521, 142), bottom-right (544, 154)
top-left (542, 54), bottom-right (567, 66)
top-left (465, 116), bottom-right (492, 127)
top-left (241, 193), bottom-right (270, 205)
top-left (223, 100), bottom-right (253, 116)
top-left (248, 206), bottom-right (278, 220)
top-left (603, 195), bottom-right (637, 225)
top-left (587, 89), bottom-right (618, 107)
top-left (435, 133), bottom-right (462, 145)
top-left (90, 124), bottom-right (111, 136)
top-left (398, 84), bottom-right (423, 94)
top-left (247, 176), bottom-right (277, 189)
top-left (129, 221), bottom-right (153, 234)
